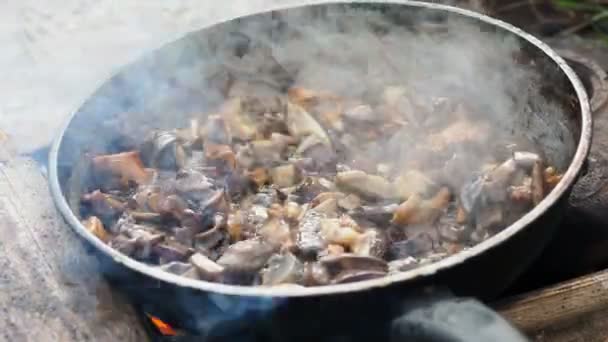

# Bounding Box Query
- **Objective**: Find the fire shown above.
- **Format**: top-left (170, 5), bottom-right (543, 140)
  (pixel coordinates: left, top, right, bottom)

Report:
top-left (146, 313), bottom-right (178, 336)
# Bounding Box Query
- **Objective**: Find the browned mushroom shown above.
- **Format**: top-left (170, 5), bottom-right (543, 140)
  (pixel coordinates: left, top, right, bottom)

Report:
top-left (82, 216), bottom-right (110, 242)
top-left (219, 97), bottom-right (257, 141)
top-left (82, 190), bottom-right (127, 219)
top-left (393, 170), bottom-right (437, 199)
top-left (531, 160), bottom-right (545, 206)
top-left (351, 228), bottom-right (389, 259)
top-left (335, 170), bottom-right (395, 200)
top-left (92, 151), bottom-right (152, 185)
top-left (216, 238), bottom-right (276, 273)
top-left (392, 187), bottom-right (451, 226)
top-left (286, 101), bottom-right (331, 146)
top-left (544, 166), bottom-right (562, 190)
top-left (270, 164), bottom-right (301, 188)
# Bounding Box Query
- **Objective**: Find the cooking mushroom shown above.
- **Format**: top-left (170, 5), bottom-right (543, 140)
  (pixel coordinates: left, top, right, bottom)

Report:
top-left (296, 209), bottom-right (327, 260)
top-left (190, 252), bottom-right (225, 281)
top-left (82, 216), bottom-right (110, 242)
top-left (318, 254), bottom-right (388, 284)
top-left (335, 170), bottom-right (395, 200)
top-left (261, 252), bottom-right (304, 286)
top-left (82, 77), bottom-right (563, 288)
top-left (216, 238), bottom-right (276, 273)
top-left (140, 130), bottom-right (187, 170)
top-left (92, 151), bottom-right (152, 185)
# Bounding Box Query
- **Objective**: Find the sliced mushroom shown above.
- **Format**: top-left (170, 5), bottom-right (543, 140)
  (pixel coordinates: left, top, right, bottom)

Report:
top-left (427, 120), bottom-right (489, 151)
top-left (544, 166), bottom-right (562, 190)
top-left (246, 167), bottom-right (270, 188)
top-left (174, 169), bottom-right (215, 203)
top-left (392, 187), bottom-right (451, 226)
top-left (295, 209), bottom-right (327, 260)
top-left (335, 170), bottom-right (395, 200)
top-left (287, 86), bottom-right (322, 108)
top-left (194, 223), bottom-right (227, 260)
top-left (291, 177), bottom-right (331, 205)
top-left (295, 135), bottom-right (338, 172)
top-left (344, 104), bottom-right (375, 122)
top-left (349, 204), bottom-right (398, 226)
top-left (319, 254), bottom-right (388, 284)
top-left (332, 270), bottom-right (387, 284)
top-left (123, 227), bottom-right (166, 259)
top-left (219, 97), bottom-right (257, 141)
top-left (351, 228), bottom-right (389, 259)
top-left (388, 233), bottom-right (434, 259)
top-left (284, 202), bottom-right (301, 222)
top-left (437, 216), bottom-right (471, 243)
top-left (190, 252), bottom-right (225, 281)
top-left (81, 190), bottom-right (126, 220)
top-left (153, 238), bottom-right (194, 263)
top-left (509, 177), bottom-right (533, 203)
top-left (303, 262), bottom-right (331, 286)
top-left (261, 252), bottom-right (304, 286)
top-left (92, 151), bottom-right (152, 185)
top-left (82, 216), bottom-right (110, 242)
top-left (513, 151), bottom-right (541, 168)
top-left (337, 194), bottom-right (361, 211)
top-left (393, 170), bottom-right (437, 199)
top-left (286, 101), bottom-right (331, 146)
top-left (313, 198), bottom-right (338, 217)
top-left (129, 211), bottom-right (162, 224)
top-left (109, 234), bottom-right (138, 256)
top-left (258, 217), bottom-right (291, 248)
top-left (140, 131), bottom-right (186, 170)
top-left (270, 164), bottom-right (301, 188)
top-left (531, 160), bottom-right (545, 206)
top-left (216, 238), bottom-right (276, 273)
top-left (249, 139), bottom-right (285, 165)
top-left (320, 218), bottom-right (361, 247)
top-left (475, 206), bottom-right (504, 234)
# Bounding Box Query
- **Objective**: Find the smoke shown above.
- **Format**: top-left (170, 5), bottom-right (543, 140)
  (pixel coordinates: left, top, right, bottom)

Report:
top-left (61, 2), bottom-right (578, 337)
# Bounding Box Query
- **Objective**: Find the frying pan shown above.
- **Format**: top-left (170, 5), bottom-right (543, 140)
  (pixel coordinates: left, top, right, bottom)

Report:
top-left (48, 1), bottom-right (591, 341)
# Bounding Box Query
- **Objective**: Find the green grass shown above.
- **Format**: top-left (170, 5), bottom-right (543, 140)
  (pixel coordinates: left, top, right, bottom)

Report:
top-left (553, 0), bottom-right (608, 37)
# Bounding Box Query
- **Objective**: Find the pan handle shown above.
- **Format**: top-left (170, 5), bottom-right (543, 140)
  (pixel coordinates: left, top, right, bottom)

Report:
top-left (390, 289), bottom-right (529, 342)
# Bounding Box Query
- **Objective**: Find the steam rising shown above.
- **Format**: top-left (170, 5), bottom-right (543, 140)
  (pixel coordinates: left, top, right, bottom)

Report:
top-left (65, 3), bottom-right (578, 337)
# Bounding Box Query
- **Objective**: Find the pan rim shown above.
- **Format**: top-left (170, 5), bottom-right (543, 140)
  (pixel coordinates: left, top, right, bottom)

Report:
top-left (49, 0), bottom-right (592, 298)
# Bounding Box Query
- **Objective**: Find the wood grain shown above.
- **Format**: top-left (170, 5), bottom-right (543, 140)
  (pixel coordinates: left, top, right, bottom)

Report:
top-left (495, 269), bottom-right (608, 341)
top-left (0, 149), bottom-right (147, 342)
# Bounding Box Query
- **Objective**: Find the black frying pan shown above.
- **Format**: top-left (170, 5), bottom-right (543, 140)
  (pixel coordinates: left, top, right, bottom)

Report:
top-left (49, 1), bottom-right (591, 341)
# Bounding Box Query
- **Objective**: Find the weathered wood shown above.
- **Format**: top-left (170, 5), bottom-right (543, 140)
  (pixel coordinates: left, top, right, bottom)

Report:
top-left (495, 269), bottom-right (608, 341)
top-left (0, 145), bottom-right (148, 342)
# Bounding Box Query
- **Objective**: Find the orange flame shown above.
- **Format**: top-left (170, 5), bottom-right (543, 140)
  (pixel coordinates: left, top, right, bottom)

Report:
top-left (146, 313), bottom-right (178, 336)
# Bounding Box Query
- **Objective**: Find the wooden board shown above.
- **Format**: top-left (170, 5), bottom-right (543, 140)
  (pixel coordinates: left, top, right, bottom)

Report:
top-left (496, 269), bottom-right (608, 342)
top-left (0, 145), bottom-right (147, 342)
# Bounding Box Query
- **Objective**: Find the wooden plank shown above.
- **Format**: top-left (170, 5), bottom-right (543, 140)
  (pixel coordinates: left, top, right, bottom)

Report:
top-left (495, 269), bottom-right (608, 341)
top-left (0, 149), bottom-right (147, 342)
